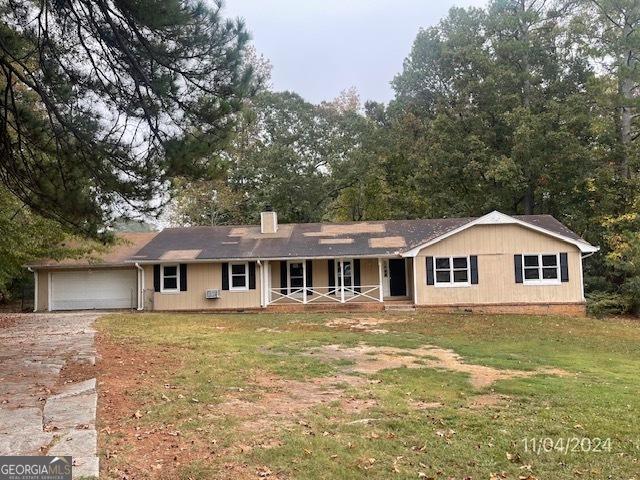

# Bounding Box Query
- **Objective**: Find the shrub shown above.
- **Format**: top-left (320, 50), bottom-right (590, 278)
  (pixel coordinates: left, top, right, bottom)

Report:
top-left (586, 291), bottom-right (628, 318)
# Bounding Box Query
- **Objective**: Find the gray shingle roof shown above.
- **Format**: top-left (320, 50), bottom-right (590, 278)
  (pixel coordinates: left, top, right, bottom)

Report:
top-left (128, 214), bottom-right (591, 262)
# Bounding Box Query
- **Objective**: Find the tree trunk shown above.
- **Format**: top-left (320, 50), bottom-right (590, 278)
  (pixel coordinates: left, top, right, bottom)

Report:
top-left (523, 184), bottom-right (535, 215)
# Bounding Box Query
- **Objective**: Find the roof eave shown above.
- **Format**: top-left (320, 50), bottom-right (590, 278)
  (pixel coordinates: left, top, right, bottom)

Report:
top-left (24, 262), bottom-right (133, 270)
top-left (126, 253), bottom-right (404, 264)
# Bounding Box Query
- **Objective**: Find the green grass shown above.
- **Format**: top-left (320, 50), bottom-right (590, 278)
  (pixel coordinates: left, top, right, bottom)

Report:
top-left (98, 312), bottom-right (640, 479)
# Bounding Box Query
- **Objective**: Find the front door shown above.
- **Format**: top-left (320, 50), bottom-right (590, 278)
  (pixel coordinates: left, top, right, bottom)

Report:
top-left (388, 259), bottom-right (407, 297)
top-left (382, 260), bottom-right (391, 297)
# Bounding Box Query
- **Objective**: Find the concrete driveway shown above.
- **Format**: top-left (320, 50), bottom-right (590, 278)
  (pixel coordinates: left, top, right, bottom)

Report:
top-left (0, 312), bottom-right (101, 478)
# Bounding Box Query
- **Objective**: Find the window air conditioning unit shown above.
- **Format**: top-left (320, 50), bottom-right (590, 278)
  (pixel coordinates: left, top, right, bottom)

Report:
top-left (205, 289), bottom-right (221, 299)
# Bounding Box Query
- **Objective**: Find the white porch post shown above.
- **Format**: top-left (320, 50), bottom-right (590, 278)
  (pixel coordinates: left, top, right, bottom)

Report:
top-left (258, 261), bottom-right (265, 308)
top-left (260, 261), bottom-right (265, 306)
top-left (339, 259), bottom-right (345, 303)
top-left (265, 261), bottom-right (270, 305)
top-left (378, 258), bottom-right (384, 302)
top-left (302, 259), bottom-right (307, 304)
top-left (411, 258), bottom-right (418, 305)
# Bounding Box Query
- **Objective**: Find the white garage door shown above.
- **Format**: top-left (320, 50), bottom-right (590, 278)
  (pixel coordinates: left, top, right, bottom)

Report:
top-left (50, 269), bottom-right (137, 311)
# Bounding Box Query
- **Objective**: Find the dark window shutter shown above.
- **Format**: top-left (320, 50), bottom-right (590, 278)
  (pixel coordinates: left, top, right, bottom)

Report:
top-left (280, 261), bottom-right (287, 290)
top-left (560, 253), bottom-right (569, 282)
top-left (426, 257), bottom-right (434, 285)
top-left (249, 262), bottom-right (256, 289)
top-left (222, 263), bottom-right (229, 290)
top-left (353, 259), bottom-right (361, 293)
top-left (328, 259), bottom-right (335, 294)
top-left (306, 260), bottom-right (313, 296)
top-left (514, 255), bottom-right (523, 283)
top-left (179, 264), bottom-right (187, 291)
top-left (470, 256), bottom-right (478, 285)
top-left (154, 265), bottom-right (161, 292)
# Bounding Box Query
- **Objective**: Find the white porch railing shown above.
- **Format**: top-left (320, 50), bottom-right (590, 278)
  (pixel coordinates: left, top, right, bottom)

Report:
top-left (268, 285), bottom-right (382, 305)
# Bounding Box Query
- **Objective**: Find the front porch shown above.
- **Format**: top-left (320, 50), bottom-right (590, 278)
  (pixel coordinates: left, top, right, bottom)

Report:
top-left (260, 257), bottom-right (414, 307)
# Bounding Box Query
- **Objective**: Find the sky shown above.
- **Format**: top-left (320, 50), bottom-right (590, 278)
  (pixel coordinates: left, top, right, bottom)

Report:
top-left (223, 0), bottom-right (488, 105)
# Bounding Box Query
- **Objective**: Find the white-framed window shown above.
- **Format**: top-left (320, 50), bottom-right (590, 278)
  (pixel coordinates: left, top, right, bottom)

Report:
top-left (522, 253), bottom-right (560, 285)
top-left (335, 259), bottom-right (354, 292)
top-left (229, 262), bottom-right (249, 291)
top-left (434, 256), bottom-right (470, 287)
top-left (287, 261), bottom-right (304, 295)
top-left (161, 264), bottom-right (179, 293)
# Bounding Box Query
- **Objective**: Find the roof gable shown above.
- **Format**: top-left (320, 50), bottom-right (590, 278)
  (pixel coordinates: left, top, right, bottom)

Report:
top-left (401, 211), bottom-right (598, 256)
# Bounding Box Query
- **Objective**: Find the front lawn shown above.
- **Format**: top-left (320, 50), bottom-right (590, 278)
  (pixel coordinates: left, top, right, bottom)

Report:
top-left (96, 312), bottom-right (640, 479)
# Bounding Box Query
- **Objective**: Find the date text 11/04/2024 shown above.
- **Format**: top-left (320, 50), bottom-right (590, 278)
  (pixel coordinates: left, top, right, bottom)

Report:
top-left (522, 438), bottom-right (612, 455)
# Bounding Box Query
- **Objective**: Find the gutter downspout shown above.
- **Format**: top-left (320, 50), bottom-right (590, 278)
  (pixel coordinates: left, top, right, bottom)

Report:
top-left (135, 263), bottom-right (144, 311)
top-left (28, 267), bottom-right (37, 312)
top-left (580, 251), bottom-right (597, 302)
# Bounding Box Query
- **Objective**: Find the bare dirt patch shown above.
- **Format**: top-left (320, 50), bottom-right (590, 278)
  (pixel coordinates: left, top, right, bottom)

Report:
top-left (325, 316), bottom-right (406, 334)
top-left (305, 343), bottom-right (568, 389)
top-left (213, 340), bottom-right (558, 441)
top-left (210, 373), bottom-right (368, 437)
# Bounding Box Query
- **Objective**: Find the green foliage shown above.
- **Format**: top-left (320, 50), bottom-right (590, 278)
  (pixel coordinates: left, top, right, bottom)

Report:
top-left (168, 177), bottom-right (249, 226)
top-left (586, 291), bottom-right (628, 317)
top-left (601, 208), bottom-right (640, 314)
top-left (170, 90), bottom-right (375, 225)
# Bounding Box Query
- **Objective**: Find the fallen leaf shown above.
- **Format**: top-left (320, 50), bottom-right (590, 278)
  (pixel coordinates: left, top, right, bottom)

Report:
top-left (256, 466), bottom-right (272, 478)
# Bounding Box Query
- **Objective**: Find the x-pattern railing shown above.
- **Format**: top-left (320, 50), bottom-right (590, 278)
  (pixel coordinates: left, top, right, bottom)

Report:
top-left (269, 285), bottom-right (382, 304)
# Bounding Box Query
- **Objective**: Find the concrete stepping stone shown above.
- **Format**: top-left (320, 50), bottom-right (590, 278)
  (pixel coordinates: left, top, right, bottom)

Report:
top-left (48, 429), bottom-right (97, 458)
top-left (43, 379), bottom-right (97, 430)
top-left (0, 432), bottom-right (54, 455)
top-left (49, 430), bottom-right (98, 479)
top-left (51, 379), bottom-right (96, 400)
top-left (0, 406), bottom-right (43, 435)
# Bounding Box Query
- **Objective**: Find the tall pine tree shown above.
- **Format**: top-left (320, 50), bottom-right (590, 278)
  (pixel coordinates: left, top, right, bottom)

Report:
top-left (0, 0), bottom-right (257, 235)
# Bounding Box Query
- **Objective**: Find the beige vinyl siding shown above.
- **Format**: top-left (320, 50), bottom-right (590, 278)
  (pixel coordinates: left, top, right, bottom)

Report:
top-left (145, 263), bottom-right (261, 311)
top-left (414, 224), bottom-right (583, 305)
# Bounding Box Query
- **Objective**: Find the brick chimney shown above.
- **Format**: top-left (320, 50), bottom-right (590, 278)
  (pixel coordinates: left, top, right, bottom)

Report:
top-left (260, 206), bottom-right (278, 234)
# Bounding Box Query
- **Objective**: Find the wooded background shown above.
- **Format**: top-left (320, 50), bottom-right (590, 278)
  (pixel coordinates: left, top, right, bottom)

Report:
top-left (1, 0), bottom-right (638, 315)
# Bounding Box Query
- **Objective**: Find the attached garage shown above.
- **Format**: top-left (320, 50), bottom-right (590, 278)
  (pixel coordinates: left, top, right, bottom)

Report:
top-left (28, 232), bottom-right (157, 312)
top-left (49, 269), bottom-right (137, 311)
